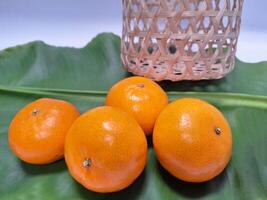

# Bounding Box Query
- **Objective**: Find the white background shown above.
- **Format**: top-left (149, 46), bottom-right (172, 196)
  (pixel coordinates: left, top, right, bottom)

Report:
top-left (0, 0), bottom-right (267, 63)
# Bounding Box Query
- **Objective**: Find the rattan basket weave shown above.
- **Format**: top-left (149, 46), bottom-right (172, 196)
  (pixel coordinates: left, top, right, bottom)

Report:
top-left (121, 0), bottom-right (244, 81)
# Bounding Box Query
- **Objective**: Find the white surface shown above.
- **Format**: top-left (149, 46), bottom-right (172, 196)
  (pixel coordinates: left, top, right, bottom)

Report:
top-left (0, 20), bottom-right (122, 49)
top-left (1, 0), bottom-right (267, 63)
top-left (236, 31), bottom-right (267, 63)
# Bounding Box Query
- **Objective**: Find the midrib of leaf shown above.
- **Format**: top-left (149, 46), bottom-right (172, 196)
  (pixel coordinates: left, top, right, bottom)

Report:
top-left (1, 85), bottom-right (267, 110)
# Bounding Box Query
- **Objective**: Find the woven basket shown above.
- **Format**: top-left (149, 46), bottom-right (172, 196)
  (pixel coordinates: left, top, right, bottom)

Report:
top-left (121, 0), bottom-right (244, 81)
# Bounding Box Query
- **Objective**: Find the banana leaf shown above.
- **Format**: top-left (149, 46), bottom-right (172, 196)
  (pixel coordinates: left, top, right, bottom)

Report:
top-left (0, 33), bottom-right (267, 200)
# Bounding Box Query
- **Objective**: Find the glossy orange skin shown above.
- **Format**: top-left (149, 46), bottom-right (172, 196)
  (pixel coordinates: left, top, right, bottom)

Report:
top-left (106, 76), bottom-right (168, 136)
top-left (64, 106), bottom-right (147, 193)
top-left (8, 98), bottom-right (80, 165)
top-left (153, 98), bottom-right (232, 183)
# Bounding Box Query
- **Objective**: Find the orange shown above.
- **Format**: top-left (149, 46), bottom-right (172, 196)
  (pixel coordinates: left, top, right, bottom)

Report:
top-left (153, 98), bottom-right (232, 183)
top-left (106, 76), bottom-right (168, 136)
top-left (8, 98), bottom-right (80, 165)
top-left (64, 106), bottom-right (147, 193)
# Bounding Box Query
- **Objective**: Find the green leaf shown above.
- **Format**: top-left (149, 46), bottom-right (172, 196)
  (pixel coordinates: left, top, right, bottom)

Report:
top-left (0, 33), bottom-right (267, 200)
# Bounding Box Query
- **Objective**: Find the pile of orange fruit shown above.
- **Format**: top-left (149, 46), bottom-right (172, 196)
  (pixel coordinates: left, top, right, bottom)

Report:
top-left (8, 76), bottom-right (232, 193)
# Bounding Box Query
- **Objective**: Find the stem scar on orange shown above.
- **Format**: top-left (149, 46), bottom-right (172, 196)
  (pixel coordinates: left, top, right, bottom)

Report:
top-left (8, 98), bottom-right (80, 165)
top-left (153, 98), bottom-right (232, 183)
top-left (106, 76), bottom-right (168, 136)
top-left (64, 106), bottom-right (147, 193)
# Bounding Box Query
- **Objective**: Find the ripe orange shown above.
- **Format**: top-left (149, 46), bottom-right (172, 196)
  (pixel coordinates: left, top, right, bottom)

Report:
top-left (106, 76), bottom-right (168, 136)
top-left (153, 98), bottom-right (232, 183)
top-left (64, 106), bottom-right (147, 193)
top-left (8, 98), bottom-right (80, 165)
